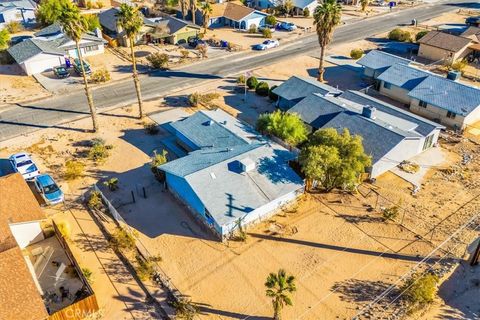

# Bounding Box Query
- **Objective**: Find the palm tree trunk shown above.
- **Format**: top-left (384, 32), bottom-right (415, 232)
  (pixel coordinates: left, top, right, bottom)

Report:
top-left (129, 36), bottom-right (143, 119)
top-left (191, 0), bottom-right (196, 25)
top-left (180, 0), bottom-right (186, 18)
top-left (76, 42), bottom-right (98, 131)
top-left (318, 44), bottom-right (326, 82)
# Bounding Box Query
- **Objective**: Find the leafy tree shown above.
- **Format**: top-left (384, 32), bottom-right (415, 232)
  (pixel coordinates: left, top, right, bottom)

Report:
top-left (402, 273), bottom-right (438, 310)
top-left (5, 21), bottom-right (23, 33)
top-left (36, 0), bottom-right (71, 26)
top-left (265, 15), bottom-right (276, 26)
top-left (256, 110), bottom-right (308, 145)
top-left (263, 28), bottom-right (272, 38)
top-left (58, 1), bottom-right (98, 131)
top-left (313, 0), bottom-right (342, 82)
top-left (0, 29), bottom-right (10, 50)
top-left (299, 128), bottom-right (371, 191)
top-left (360, 0), bottom-right (370, 12)
top-left (282, 0), bottom-right (294, 17)
top-left (265, 269), bottom-right (296, 320)
top-left (246, 76), bottom-right (258, 89)
top-left (255, 81), bottom-right (269, 96)
top-left (84, 14), bottom-right (101, 32)
top-left (415, 30), bottom-right (429, 41)
top-left (200, 1), bottom-right (212, 33)
top-left (303, 7), bottom-right (310, 17)
top-left (248, 24), bottom-right (257, 34)
top-left (116, 4), bottom-right (145, 118)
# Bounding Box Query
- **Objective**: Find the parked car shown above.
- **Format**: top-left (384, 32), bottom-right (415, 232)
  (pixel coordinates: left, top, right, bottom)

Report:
top-left (258, 25), bottom-right (276, 33)
top-left (9, 152), bottom-right (40, 180)
top-left (34, 174), bottom-right (64, 205)
top-left (9, 35), bottom-right (33, 46)
top-left (253, 40), bottom-right (280, 50)
top-left (53, 66), bottom-right (70, 79)
top-left (73, 58), bottom-right (92, 75)
top-left (187, 36), bottom-right (205, 48)
top-left (278, 22), bottom-right (297, 31)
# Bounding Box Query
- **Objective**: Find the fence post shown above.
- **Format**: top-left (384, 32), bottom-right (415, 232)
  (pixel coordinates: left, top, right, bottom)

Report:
top-left (143, 187), bottom-right (147, 199)
top-left (131, 190), bottom-right (136, 203)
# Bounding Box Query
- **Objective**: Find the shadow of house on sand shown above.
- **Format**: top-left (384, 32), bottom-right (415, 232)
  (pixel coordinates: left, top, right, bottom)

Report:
top-left (331, 278), bottom-right (398, 303)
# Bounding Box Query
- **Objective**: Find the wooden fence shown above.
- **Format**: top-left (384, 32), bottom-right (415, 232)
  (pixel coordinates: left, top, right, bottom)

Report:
top-left (49, 221), bottom-right (99, 320)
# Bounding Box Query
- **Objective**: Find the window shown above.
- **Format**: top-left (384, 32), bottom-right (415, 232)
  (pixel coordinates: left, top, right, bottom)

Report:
top-left (419, 100), bottom-right (427, 108)
top-left (84, 45), bottom-right (99, 52)
top-left (383, 82), bottom-right (392, 89)
top-left (446, 111), bottom-right (456, 119)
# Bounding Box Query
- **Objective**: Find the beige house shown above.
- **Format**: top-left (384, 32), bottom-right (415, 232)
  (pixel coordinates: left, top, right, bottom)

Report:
top-left (417, 30), bottom-right (480, 63)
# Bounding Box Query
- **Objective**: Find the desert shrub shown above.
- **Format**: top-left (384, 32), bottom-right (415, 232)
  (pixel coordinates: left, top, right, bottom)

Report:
top-left (170, 298), bottom-right (199, 319)
top-left (303, 7), bottom-right (310, 17)
top-left (5, 21), bottom-right (23, 33)
top-left (151, 149), bottom-right (168, 182)
top-left (196, 44), bottom-right (208, 58)
top-left (255, 81), bottom-right (269, 96)
top-left (402, 273), bottom-right (439, 310)
top-left (88, 139), bottom-right (112, 163)
top-left (96, 1), bottom-right (104, 8)
top-left (388, 28), bottom-right (411, 42)
top-left (135, 255), bottom-right (155, 281)
top-left (262, 28), bottom-right (272, 39)
top-left (451, 59), bottom-right (467, 72)
top-left (110, 228), bottom-right (137, 252)
top-left (265, 15), bottom-right (276, 26)
top-left (0, 29), bottom-right (10, 51)
top-left (103, 177), bottom-right (119, 191)
top-left (382, 205), bottom-right (400, 221)
top-left (415, 30), bottom-right (429, 41)
top-left (64, 160), bottom-right (85, 180)
top-left (87, 191), bottom-right (103, 210)
top-left (86, 0), bottom-right (93, 9)
top-left (146, 52), bottom-right (169, 69)
top-left (188, 92), bottom-right (220, 107)
top-left (237, 74), bottom-right (246, 84)
top-left (180, 49), bottom-right (189, 60)
top-left (144, 122), bottom-right (159, 135)
top-left (269, 85), bottom-right (278, 101)
top-left (56, 221), bottom-right (71, 239)
top-left (90, 68), bottom-right (111, 83)
top-left (248, 24), bottom-right (257, 34)
top-left (350, 48), bottom-right (364, 59)
top-left (246, 76), bottom-right (258, 89)
top-left (82, 267), bottom-right (94, 284)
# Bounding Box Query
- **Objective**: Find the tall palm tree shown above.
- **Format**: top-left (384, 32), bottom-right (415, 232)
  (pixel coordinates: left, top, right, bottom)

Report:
top-left (180, 0), bottom-right (188, 19)
top-left (313, 0), bottom-right (342, 82)
top-left (58, 1), bottom-right (98, 131)
top-left (265, 269), bottom-right (296, 320)
top-left (116, 4), bottom-right (145, 119)
top-left (190, 0), bottom-right (197, 25)
top-left (200, 1), bottom-right (212, 34)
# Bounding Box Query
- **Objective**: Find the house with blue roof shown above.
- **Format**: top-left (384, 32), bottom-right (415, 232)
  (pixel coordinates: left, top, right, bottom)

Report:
top-left (159, 109), bottom-right (304, 239)
top-left (357, 50), bottom-right (411, 79)
top-left (358, 50), bottom-right (480, 129)
top-left (0, 0), bottom-right (36, 30)
top-left (288, 88), bottom-right (444, 177)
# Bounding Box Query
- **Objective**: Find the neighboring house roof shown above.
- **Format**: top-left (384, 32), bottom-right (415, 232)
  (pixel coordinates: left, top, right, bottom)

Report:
top-left (0, 0), bottom-right (36, 11)
top-left (418, 30), bottom-right (472, 52)
top-left (272, 75), bottom-right (342, 102)
top-left (210, 1), bottom-right (258, 21)
top-left (147, 15), bottom-right (200, 36)
top-left (170, 110), bottom-right (252, 149)
top-left (33, 23), bottom-right (62, 37)
top-left (99, 7), bottom-right (120, 32)
top-left (7, 38), bottom-right (64, 63)
top-left (377, 63), bottom-right (429, 90)
top-left (292, 0), bottom-right (317, 9)
top-left (357, 50), bottom-right (411, 72)
top-left (461, 26), bottom-right (480, 42)
top-left (408, 76), bottom-right (480, 116)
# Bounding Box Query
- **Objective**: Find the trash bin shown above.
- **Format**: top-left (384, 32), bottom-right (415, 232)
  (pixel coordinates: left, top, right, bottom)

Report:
top-left (411, 19), bottom-right (417, 26)
top-left (220, 40), bottom-right (228, 48)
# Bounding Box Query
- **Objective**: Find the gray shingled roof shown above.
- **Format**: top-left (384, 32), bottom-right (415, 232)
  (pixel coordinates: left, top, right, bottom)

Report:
top-left (408, 76), bottom-right (480, 116)
top-left (272, 75), bottom-right (341, 102)
top-left (288, 93), bottom-right (345, 129)
top-left (99, 8), bottom-right (120, 32)
top-left (147, 15), bottom-right (200, 34)
top-left (377, 63), bottom-right (429, 90)
top-left (7, 38), bottom-right (64, 63)
top-left (357, 50), bottom-right (411, 72)
top-left (418, 31), bottom-right (472, 52)
top-left (33, 23), bottom-right (62, 37)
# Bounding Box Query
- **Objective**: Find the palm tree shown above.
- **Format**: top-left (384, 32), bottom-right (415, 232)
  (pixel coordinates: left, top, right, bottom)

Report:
top-left (58, 1), bottom-right (98, 131)
top-left (200, 1), bottom-right (212, 34)
top-left (265, 269), bottom-right (296, 320)
top-left (313, 0), bottom-right (342, 82)
top-left (116, 4), bottom-right (145, 119)
top-left (190, 0), bottom-right (197, 25)
top-left (180, 0), bottom-right (188, 19)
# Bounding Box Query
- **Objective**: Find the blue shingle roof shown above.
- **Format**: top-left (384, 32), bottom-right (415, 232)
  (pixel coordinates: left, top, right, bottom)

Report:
top-left (272, 75), bottom-right (341, 102)
top-left (408, 76), bottom-right (480, 116)
top-left (289, 93), bottom-right (345, 128)
top-left (377, 64), bottom-right (429, 90)
top-left (357, 50), bottom-right (411, 72)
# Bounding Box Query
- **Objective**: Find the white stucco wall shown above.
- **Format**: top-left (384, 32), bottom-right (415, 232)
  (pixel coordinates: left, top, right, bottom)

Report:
top-left (371, 138), bottom-right (422, 178)
top-left (9, 221), bottom-right (44, 249)
top-left (379, 81), bottom-right (411, 105)
top-left (410, 99), bottom-right (467, 129)
top-left (464, 105), bottom-right (480, 129)
top-left (21, 53), bottom-right (65, 75)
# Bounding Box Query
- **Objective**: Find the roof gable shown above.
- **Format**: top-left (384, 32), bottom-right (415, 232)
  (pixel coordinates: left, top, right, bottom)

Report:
top-left (357, 50), bottom-right (411, 72)
top-left (418, 30), bottom-right (472, 51)
top-left (377, 63), bottom-right (429, 90)
top-left (272, 75), bottom-right (341, 102)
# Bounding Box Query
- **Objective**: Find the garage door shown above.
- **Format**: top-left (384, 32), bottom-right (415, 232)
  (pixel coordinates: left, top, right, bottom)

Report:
top-left (23, 54), bottom-right (65, 75)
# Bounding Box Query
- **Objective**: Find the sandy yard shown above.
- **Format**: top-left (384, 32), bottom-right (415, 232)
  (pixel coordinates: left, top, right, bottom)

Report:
top-left (0, 65), bottom-right (51, 103)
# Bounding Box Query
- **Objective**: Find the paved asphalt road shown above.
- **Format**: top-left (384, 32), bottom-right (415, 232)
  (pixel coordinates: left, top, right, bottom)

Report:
top-left (0, 0), bottom-right (476, 142)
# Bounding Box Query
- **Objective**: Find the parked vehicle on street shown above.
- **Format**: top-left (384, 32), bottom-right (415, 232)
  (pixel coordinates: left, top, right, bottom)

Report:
top-left (253, 40), bottom-right (280, 50)
top-left (278, 22), bottom-right (297, 31)
top-left (73, 58), bottom-right (92, 75)
top-left (34, 174), bottom-right (64, 205)
top-left (188, 36), bottom-right (205, 48)
top-left (9, 152), bottom-right (40, 180)
top-left (53, 66), bottom-right (70, 79)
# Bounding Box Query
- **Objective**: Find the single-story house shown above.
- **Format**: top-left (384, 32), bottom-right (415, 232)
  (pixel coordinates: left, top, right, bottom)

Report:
top-left (252, 0), bottom-right (318, 16)
top-left (271, 75), bottom-right (342, 110)
top-left (159, 109), bottom-right (304, 239)
top-left (417, 30), bottom-right (475, 63)
top-left (0, 0), bottom-right (36, 30)
top-left (358, 50), bottom-right (480, 130)
top-left (8, 24), bottom-right (105, 75)
top-left (288, 89), bottom-right (444, 178)
top-left (192, 1), bottom-right (267, 30)
top-left (466, 16), bottom-right (480, 27)
top-left (357, 49), bottom-right (411, 79)
top-left (99, 8), bottom-right (200, 46)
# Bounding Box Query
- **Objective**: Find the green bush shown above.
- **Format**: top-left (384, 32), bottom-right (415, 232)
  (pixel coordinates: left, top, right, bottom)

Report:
top-left (388, 28), bottom-right (412, 42)
top-left (188, 92), bottom-right (220, 107)
top-left (246, 76), bottom-right (258, 89)
top-left (82, 267), bottom-right (94, 284)
top-left (237, 74), bottom-right (246, 84)
top-left (255, 81), bottom-right (269, 96)
top-left (382, 205), bottom-right (400, 221)
top-left (103, 177), bottom-right (119, 191)
top-left (90, 68), bottom-right (111, 83)
top-left (135, 255), bottom-right (155, 281)
top-left (0, 29), bottom-right (10, 51)
top-left (303, 7), bottom-right (310, 17)
top-left (146, 52), bottom-right (169, 69)
top-left (269, 85), bottom-right (278, 101)
top-left (151, 149), bottom-right (168, 182)
top-left (265, 15), bottom-right (276, 26)
top-left (256, 110), bottom-right (308, 145)
top-left (5, 21), bottom-right (23, 34)
top-left (87, 191), bottom-right (103, 210)
top-left (57, 221), bottom-right (71, 239)
top-left (262, 28), bottom-right (272, 39)
top-left (248, 24), bottom-right (257, 34)
top-left (350, 48), bottom-right (364, 59)
top-left (402, 273), bottom-right (439, 310)
top-left (64, 160), bottom-right (85, 180)
top-left (170, 298), bottom-right (199, 319)
top-left (451, 59), bottom-right (467, 72)
top-left (415, 30), bottom-right (429, 41)
top-left (110, 228), bottom-right (137, 252)
top-left (88, 139), bottom-right (112, 163)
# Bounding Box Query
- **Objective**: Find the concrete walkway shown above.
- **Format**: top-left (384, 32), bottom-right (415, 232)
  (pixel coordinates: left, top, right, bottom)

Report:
top-left (60, 205), bottom-right (162, 320)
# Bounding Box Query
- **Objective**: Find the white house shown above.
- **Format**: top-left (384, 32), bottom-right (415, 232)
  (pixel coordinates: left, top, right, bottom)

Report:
top-left (252, 0), bottom-right (319, 15)
top-left (0, 0), bottom-right (36, 29)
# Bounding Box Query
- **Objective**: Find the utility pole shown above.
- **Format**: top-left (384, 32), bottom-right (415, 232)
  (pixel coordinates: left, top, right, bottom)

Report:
top-left (471, 237), bottom-right (480, 266)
